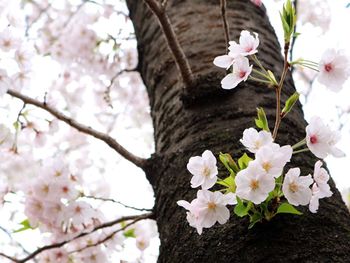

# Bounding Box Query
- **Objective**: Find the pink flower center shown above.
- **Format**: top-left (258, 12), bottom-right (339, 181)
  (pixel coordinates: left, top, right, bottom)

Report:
top-left (324, 63), bottom-right (333, 72)
top-left (245, 46), bottom-right (253, 53)
top-left (62, 186), bottom-right (69, 193)
top-left (239, 71), bottom-right (246, 78)
top-left (310, 135), bottom-right (318, 144)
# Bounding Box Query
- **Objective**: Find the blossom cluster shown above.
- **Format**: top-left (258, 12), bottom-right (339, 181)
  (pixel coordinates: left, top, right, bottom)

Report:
top-left (178, 0), bottom-right (347, 234)
top-left (178, 120), bottom-right (341, 233)
top-left (214, 30), bottom-right (350, 92)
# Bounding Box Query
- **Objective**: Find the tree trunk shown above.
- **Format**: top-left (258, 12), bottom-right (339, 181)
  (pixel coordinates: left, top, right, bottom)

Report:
top-left (126, 0), bottom-right (350, 262)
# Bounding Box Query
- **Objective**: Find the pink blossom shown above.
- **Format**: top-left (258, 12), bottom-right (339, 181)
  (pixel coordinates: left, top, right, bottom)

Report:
top-left (318, 49), bottom-right (350, 92)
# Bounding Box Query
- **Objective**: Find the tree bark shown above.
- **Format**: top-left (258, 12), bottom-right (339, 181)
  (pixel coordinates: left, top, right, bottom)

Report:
top-left (126, 0), bottom-right (350, 262)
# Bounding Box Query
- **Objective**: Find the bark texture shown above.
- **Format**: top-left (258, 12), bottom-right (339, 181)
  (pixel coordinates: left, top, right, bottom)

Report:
top-left (126, 0), bottom-right (350, 262)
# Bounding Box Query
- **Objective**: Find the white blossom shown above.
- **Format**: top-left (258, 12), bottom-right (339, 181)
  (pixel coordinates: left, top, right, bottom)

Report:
top-left (187, 150), bottom-right (218, 189)
top-left (221, 56), bottom-right (252, 89)
top-left (306, 116), bottom-right (345, 159)
top-left (309, 183), bottom-right (321, 213)
top-left (0, 27), bottom-right (21, 51)
top-left (318, 49), bottom-right (350, 92)
top-left (235, 161), bottom-right (275, 204)
top-left (177, 190), bottom-right (236, 234)
top-left (177, 199), bottom-right (204, 235)
top-left (240, 128), bottom-right (273, 153)
top-left (311, 160), bottom-right (332, 199)
top-left (229, 30), bottom-right (259, 57)
top-left (282, 168), bottom-right (313, 206)
top-left (255, 143), bottom-right (293, 178)
top-left (213, 53), bottom-right (236, 69)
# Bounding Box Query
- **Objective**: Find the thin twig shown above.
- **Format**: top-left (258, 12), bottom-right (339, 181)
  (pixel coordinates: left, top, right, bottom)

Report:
top-left (0, 252), bottom-right (19, 263)
top-left (220, 0), bottom-right (230, 52)
top-left (0, 213), bottom-right (152, 263)
top-left (83, 195), bottom-right (152, 212)
top-left (272, 42), bottom-right (290, 140)
top-left (69, 216), bottom-right (145, 254)
top-left (0, 225), bottom-right (32, 256)
top-left (143, 0), bottom-right (193, 87)
top-left (104, 68), bottom-right (136, 107)
top-left (7, 89), bottom-right (147, 169)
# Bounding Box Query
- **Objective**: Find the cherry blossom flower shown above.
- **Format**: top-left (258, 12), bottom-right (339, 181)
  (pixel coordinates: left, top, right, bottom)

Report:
top-left (136, 236), bottom-right (150, 251)
top-left (39, 248), bottom-right (69, 263)
top-left (177, 190), bottom-right (236, 234)
top-left (254, 143), bottom-right (293, 178)
top-left (187, 150), bottom-right (218, 189)
top-left (240, 128), bottom-right (273, 153)
top-left (15, 46), bottom-right (35, 70)
top-left (282, 168), bottom-right (313, 206)
top-left (309, 183), bottom-right (321, 213)
top-left (235, 162), bottom-right (275, 204)
top-left (306, 116), bottom-right (345, 159)
top-left (177, 198), bottom-right (204, 234)
top-left (67, 201), bottom-right (96, 226)
top-left (221, 56), bottom-right (252, 89)
top-left (24, 197), bottom-right (45, 227)
top-left (0, 27), bottom-right (21, 51)
top-left (194, 190), bottom-right (236, 227)
top-left (229, 30), bottom-right (259, 57)
top-left (134, 219), bottom-right (158, 251)
top-left (311, 161), bottom-right (332, 199)
top-left (318, 49), bottom-right (350, 92)
top-left (213, 52), bottom-right (236, 69)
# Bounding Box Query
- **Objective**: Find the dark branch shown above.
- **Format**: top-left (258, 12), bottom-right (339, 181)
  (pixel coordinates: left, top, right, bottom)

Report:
top-left (143, 0), bottom-right (194, 87)
top-left (0, 213), bottom-right (152, 263)
top-left (220, 0), bottom-right (230, 52)
top-left (7, 89), bottom-right (148, 169)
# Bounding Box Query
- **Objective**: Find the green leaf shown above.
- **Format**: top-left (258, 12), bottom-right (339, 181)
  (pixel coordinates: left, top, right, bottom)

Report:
top-left (123, 228), bottom-right (136, 238)
top-left (255, 107), bottom-right (270, 132)
top-left (217, 175), bottom-right (236, 193)
top-left (219, 153), bottom-right (239, 173)
top-left (280, 0), bottom-right (296, 43)
top-left (248, 212), bottom-right (263, 229)
top-left (293, 32), bottom-right (301, 38)
top-left (267, 70), bottom-right (278, 85)
top-left (282, 92), bottom-right (299, 117)
top-left (234, 198), bottom-right (252, 217)
top-left (238, 153), bottom-right (253, 170)
top-left (276, 203), bottom-right (302, 215)
top-left (14, 219), bottom-right (34, 233)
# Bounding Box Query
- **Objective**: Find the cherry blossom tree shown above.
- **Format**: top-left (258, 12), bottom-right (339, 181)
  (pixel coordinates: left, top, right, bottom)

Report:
top-left (0, 0), bottom-right (350, 262)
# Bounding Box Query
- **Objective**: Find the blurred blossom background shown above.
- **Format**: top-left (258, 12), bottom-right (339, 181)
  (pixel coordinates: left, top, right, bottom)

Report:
top-left (0, 0), bottom-right (349, 262)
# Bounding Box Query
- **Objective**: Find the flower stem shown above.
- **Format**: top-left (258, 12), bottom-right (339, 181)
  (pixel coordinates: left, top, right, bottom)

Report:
top-left (292, 148), bottom-right (310, 154)
top-left (272, 42), bottom-right (290, 140)
top-left (292, 138), bottom-right (306, 149)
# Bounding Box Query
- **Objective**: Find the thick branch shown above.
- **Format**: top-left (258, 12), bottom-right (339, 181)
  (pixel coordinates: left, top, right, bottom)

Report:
top-left (7, 89), bottom-right (147, 169)
top-left (0, 213), bottom-right (152, 263)
top-left (143, 0), bottom-right (193, 87)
